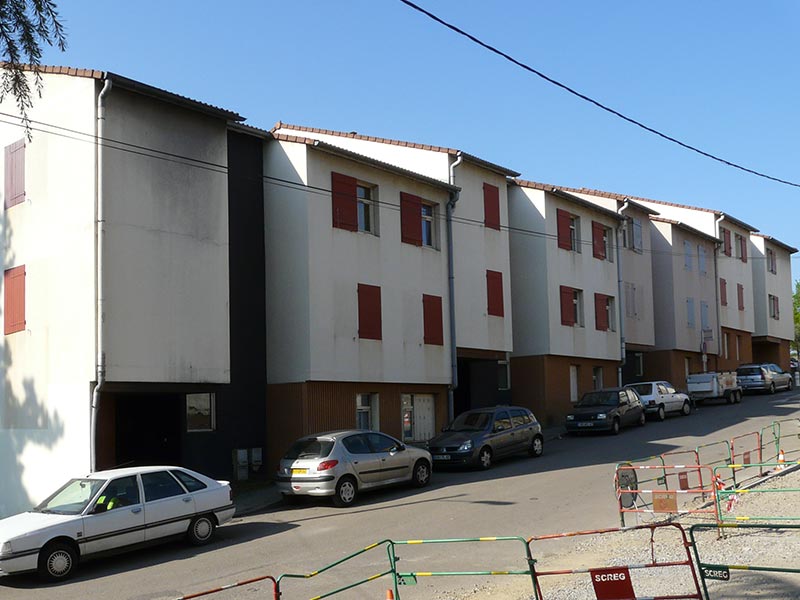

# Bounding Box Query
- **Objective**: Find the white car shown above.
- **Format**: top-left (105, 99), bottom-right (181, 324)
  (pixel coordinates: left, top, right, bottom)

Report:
top-left (624, 381), bottom-right (691, 420)
top-left (0, 466), bottom-right (235, 581)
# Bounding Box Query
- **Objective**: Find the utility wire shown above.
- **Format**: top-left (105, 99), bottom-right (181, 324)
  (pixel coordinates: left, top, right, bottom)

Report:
top-left (397, 0), bottom-right (800, 189)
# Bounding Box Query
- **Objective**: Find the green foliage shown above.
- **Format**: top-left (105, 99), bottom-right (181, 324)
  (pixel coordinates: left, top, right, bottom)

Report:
top-left (0, 0), bottom-right (66, 133)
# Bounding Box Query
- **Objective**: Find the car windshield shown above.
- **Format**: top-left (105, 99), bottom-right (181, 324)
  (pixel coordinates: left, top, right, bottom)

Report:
top-left (627, 384), bottom-right (652, 396)
top-left (448, 411), bottom-right (492, 432)
top-left (577, 391), bottom-right (619, 407)
top-left (34, 478), bottom-right (105, 515)
top-left (284, 438), bottom-right (334, 460)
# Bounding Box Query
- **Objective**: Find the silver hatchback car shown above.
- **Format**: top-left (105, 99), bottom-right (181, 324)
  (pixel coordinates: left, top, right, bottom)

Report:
top-left (275, 430), bottom-right (432, 507)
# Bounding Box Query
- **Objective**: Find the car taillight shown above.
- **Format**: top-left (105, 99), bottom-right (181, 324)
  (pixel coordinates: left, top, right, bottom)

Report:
top-left (317, 460), bottom-right (339, 471)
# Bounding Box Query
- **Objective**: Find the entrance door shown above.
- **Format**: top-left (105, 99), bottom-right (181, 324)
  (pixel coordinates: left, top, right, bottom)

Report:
top-left (412, 395), bottom-right (435, 442)
top-left (116, 393), bottom-right (182, 467)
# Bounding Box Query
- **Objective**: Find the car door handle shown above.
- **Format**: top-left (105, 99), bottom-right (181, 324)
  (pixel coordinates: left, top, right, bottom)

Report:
top-left (131, 507), bottom-right (142, 514)
top-left (182, 497), bottom-right (192, 503)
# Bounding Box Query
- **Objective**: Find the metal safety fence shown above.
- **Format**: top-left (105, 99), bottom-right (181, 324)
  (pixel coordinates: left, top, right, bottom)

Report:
top-left (714, 463), bottom-right (800, 523)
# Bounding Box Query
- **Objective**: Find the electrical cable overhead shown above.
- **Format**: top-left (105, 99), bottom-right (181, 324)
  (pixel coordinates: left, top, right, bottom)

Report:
top-left (397, 0), bottom-right (800, 189)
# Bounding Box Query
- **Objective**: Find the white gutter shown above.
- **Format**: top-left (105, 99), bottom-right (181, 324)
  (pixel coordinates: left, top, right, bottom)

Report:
top-left (445, 153), bottom-right (463, 422)
top-left (90, 77), bottom-right (112, 472)
top-left (616, 200), bottom-right (629, 386)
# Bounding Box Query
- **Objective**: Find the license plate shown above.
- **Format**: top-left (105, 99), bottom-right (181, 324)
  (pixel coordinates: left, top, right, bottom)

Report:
top-left (433, 455), bottom-right (450, 461)
top-left (577, 422), bottom-right (593, 428)
top-left (291, 468), bottom-right (308, 475)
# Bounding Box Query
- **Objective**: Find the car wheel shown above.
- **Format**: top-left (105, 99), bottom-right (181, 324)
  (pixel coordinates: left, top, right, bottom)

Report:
top-left (681, 400), bottom-right (691, 416)
top-left (412, 460), bottom-right (431, 487)
top-left (735, 391), bottom-right (742, 403)
top-left (477, 447), bottom-right (493, 470)
top-left (769, 382), bottom-right (776, 394)
top-left (611, 419), bottom-right (621, 435)
top-left (529, 435), bottom-right (544, 458)
top-left (333, 476), bottom-right (358, 507)
top-left (187, 514), bottom-right (217, 545)
top-left (788, 378), bottom-right (794, 391)
top-left (656, 406), bottom-right (666, 421)
top-left (637, 412), bottom-right (646, 427)
top-left (38, 541), bottom-right (77, 581)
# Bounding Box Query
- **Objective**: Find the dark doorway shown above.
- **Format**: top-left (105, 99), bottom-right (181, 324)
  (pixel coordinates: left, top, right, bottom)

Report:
top-left (116, 394), bottom-right (182, 468)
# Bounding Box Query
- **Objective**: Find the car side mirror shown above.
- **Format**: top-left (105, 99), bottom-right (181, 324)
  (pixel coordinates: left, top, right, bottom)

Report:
top-left (494, 425), bottom-right (505, 433)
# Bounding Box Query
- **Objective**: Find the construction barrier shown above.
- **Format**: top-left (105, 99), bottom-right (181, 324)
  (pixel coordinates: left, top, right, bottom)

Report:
top-left (694, 440), bottom-right (733, 490)
top-left (729, 431), bottom-right (763, 483)
top-left (714, 463), bottom-right (800, 523)
top-left (772, 418), bottom-right (800, 463)
top-left (528, 523), bottom-right (702, 599)
top-left (689, 523), bottom-right (800, 600)
top-left (760, 423), bottom-right (780, 464)
top-left (172, 575), bottom-right (278, 600)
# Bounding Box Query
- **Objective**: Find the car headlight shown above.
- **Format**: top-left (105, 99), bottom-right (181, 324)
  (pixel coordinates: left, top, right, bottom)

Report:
top-left (566, 415), bottom-right (574, 421)
top-left (0, 541), bottom-right (11, 558)
top-left (596, 413), bottom-right (607, 420)
top-left (458, 441), bottom-right (473, 452)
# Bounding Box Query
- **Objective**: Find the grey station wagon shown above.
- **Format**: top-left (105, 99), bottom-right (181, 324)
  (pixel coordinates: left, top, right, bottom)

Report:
top-left (426, 406), bottom-right (543, 469)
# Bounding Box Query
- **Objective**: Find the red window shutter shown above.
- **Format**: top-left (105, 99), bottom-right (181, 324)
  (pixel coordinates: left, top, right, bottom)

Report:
top-left (560, 286), bottom-right (575, 326)
top-left (483, 183), bottom-right (500, 231)
top-left (422, 294), bottom-right (444, 345)
top-left (720, 278), bottom-right (727, 306)
top-left (357, 284), bottom-right (382, 340)
top-left (5, 139), bottom-right (25, 209)
top-left (331, 172), bottom-right (357, 231)
top-left (592, 222), bottom-right (606, 259)
top-left (557, 209), bottom-right (572, 250)
top-left (594, 294), bottom-right (609, 331)
top-left (722, 228), bottom-right (731, 256)
top-left (400, 192), bottom-right (422, 246)
top-left (4, 265), bottom-right (25, 334)
top-left (486, 270), bottom-right (504, 317)
top-left (740, 236), bottom-right (748, 263)
top-left (737, 283), bottom-right (744, 310)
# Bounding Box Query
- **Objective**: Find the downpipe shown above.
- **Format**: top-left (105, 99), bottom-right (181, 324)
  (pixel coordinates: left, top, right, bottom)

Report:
top-left (446, 153), bottom-right (463, 422)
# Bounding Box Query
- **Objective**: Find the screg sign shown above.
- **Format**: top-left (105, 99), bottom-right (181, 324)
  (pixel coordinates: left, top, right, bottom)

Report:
top-left (589, 566), bottom-right (635, 600)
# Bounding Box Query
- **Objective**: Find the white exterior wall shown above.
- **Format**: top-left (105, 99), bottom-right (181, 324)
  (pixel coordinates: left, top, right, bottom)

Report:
top-left (270, 127), bottom-right (513, 354)
top-left (102, 89), bottom-right (231, 383)
top-left (265, 140), bottom-right (451, 384)
top-left (650, 222), bottom-right (677, 349)
top-left (508, 187), bottom-right (549, 355)
top-left (751, 236), bottom-right (794, 341)
top-left (0, 74), bottom-right (98, 516)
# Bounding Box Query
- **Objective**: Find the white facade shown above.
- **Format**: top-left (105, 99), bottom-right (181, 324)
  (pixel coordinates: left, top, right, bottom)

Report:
top-left (751, 234), bottom-right (795, 341)
top-left (508, 183), bottom-right (621, 361)
top-left (271, 124), bottom-right (514, 355)
top-left (264, 137), bottom-right (452, 384)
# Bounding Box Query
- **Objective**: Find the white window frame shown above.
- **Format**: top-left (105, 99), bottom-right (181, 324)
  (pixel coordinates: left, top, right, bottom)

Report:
top-left (627, 218), bottom-right (643, 253)
top-left (421, 202), bottom-right (437, 248)
top-left (573, 289), bottom-right (584, 327)
top-left (356, 183), bottom-right (378, 234)
top-left (569, 215), bottom-right (581, 252)
top-left (497, 359), bottom-right (510, 390)
top-left (356, 393), bottom-right (380, 431)
top-left (592, 366), bottom-right (603, 390)
top-left (186, 393), bottom-right (216, 432)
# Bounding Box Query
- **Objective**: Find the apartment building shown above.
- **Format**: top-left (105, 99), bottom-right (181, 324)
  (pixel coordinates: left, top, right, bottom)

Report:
top-left (270, 123), bottom-right (519, 417)
top-left (1, 68), bottom-right (268, 517)
top-left (507, 181), bottom-right (623, 426)
top-left (649, 217), bottom-right (720, 388)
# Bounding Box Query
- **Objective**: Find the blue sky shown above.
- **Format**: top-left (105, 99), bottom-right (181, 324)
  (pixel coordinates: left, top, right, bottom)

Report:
top-left (42, 1), bottom-right (798, 276)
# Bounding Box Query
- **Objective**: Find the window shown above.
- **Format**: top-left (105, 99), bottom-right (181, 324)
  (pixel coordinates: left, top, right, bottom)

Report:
top-left (769, 294), bottom-right (780, 319)
top-left (493, 410), bottom-right (512, 432)
top-left (684, 240), bottom-right (693, 271)
top-left (700, 301), bottom-right (710, 331)
top-left (498, 360), bottom-right (510, 390)
top-left (686, 297), bottom-right (695, 329)
top-left (171, 470), bottom-right (207, 492)
top-left (698, 245), bottom-right (707, 275)
top-left (186, 393), bottom-right (215, 432)
top-left (401, 192), bottom-right (437, 248)
top-left (633, 352), bottom-right (644, 377)
top-left (357, 283), bottom-right (382, 340)
top-left (356, 393), bottom-right (379, 430)
top-left (720, 278), bottom-right (728, 306)
top-left (366, 432), bottom-right (397, 453)
top-left (735, 233), bottom-right (747, 263)
top-left (721, 228), bottom-right (732, 256)
top-left (592, 221), bottom-right (612, 260)
top-left (737, 283), bottom-right (744, 311)
top-left (592, 367), bottom-right (603, 390)
top-left (486, 270), bottom-right (504, 317)
top-left (767, 248), bottom-right (777, 274)
top-left (557, 208), bottom-right (580, 251)
top-left (343, 434), bottom-right (371, 454)
top-left (594, 293), bottom-right (615, 331)
top-left (483, 183), bottom-right (500, 230)
top-left (560, 286), bottom-right (583, 326)
top-left (422, 294), bottom-right (443, 345)
top-left (331, 172), bottom-right (358, 231)
top-left (95, 476), bottom-right (140, 511)
top-left (4, 265), bottom-right (25, 334)
top-left (4, 139), bottom-right (25, 209)
top-left (625, 218), bottom-right (643, 253)
top-left (356, 184), bottom-right (378, 234)
top-left (142, 471), bottom-right (185, 502)
top-left (510, 408), bottom-right (532, 427)
top-left (624, 282), bottom-right (638, 318)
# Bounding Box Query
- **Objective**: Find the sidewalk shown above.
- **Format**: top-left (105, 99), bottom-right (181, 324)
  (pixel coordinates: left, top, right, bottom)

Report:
top-left (231, 425), bottom-right (567, 518)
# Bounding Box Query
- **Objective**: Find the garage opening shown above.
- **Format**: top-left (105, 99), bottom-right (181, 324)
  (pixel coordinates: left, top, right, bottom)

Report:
top-left (115, 393), bottom-right (182, 468)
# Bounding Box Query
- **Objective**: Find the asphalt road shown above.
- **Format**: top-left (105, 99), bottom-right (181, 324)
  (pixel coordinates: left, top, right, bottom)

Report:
top-left (2, 388), bottom-right (798, 600)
